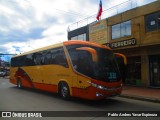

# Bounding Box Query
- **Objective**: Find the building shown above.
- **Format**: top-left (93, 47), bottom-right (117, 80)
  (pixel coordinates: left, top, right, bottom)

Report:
top-left (67, 1), bottom-right (160, 87)
top-left (68, 25), bottom-right (89, 41)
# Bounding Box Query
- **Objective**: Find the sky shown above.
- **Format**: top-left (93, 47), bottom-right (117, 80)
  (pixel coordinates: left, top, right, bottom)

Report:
top-left (0, 0), bottom-right (157, 61)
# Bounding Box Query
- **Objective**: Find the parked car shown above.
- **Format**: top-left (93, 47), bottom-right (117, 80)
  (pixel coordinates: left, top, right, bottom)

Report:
top-left (0, 71), bottom-right (5, 77)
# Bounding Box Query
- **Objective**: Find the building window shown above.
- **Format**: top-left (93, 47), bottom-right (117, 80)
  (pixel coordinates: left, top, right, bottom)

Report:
top-left (112, 24), bottom-right (120, 39)
top-left (71, 36), bottom-right (78, 40)
top-left (112, 20), bottom-right (131, 39)
top-left (71, 33), bottom-right (86, 40)
top-left (145, 11), bottom-right (160, 32)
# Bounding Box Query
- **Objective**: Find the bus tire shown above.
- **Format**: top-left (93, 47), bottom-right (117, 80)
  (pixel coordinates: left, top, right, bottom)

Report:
top-left (17, 79), bottom-right (22, 89)
top-left (58, 82), bottom-right (70, 99)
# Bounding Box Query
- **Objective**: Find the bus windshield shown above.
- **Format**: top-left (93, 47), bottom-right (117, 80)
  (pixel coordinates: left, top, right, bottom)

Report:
top-left (66, 44), bottom-right (121, 82)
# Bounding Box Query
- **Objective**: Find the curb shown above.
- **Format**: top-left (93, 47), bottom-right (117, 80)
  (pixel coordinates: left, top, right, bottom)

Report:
top-left (120, 94), bottom-right (160, 103)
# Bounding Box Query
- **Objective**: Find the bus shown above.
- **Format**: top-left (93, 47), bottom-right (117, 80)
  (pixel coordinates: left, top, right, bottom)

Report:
top-left (10, 40), bottom-right (126, 100)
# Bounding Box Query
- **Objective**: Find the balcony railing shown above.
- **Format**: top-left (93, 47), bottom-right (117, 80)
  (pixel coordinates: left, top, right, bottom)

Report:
top-left (68, 0), bottom-right (157, 31)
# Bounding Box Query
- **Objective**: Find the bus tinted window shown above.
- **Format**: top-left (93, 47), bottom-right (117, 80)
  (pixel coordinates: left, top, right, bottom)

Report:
top-left (66, 44), bottom-right (121, 82)
top-left (11, 47), bottom-right (68, 68)
top-left (26, 54), bottom-right (35, 66)
top-left (70, 50), bottom-right (94, 77)
top-left (11, 55), bottom-right (26, 67)
top-left (33, 53), bottom-right (42, 65)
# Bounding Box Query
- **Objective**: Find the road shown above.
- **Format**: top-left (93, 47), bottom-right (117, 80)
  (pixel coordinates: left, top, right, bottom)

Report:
top-left (0, 78), bottom-right (160, 120)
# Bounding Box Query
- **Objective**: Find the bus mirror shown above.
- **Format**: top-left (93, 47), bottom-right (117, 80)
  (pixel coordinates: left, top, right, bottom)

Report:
top-left (114, 53), bottom-right (127, 65)
top-left (76, 47), bottom-right (98, 62)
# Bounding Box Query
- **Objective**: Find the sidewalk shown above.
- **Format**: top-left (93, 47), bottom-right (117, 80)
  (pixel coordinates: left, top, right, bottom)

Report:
top-left (120, 85), bottom-right (160, 103)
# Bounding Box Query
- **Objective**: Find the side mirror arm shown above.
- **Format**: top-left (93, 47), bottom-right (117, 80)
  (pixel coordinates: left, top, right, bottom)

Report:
top-left (76, 47), bottom-right (98, 62)
top-left (114, 53), bottom-right (127, 65)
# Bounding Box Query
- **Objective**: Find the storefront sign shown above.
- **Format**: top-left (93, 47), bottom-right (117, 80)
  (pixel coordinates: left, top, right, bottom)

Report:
top-left (107, 39), bottom-right (136, 49)
top-left (89, 19), bottom-right (107, 44)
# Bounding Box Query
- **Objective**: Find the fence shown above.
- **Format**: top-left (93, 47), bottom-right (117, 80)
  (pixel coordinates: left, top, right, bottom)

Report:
top-left (68, 0), bottom-right (157, 31)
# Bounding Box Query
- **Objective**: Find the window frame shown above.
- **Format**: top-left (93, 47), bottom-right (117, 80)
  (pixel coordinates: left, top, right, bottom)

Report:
top-left (145, 11), bottom-right (160, 32)
top-left (71, 33), bottom-right (87, 41)
top-left (111, 20), bottom-right (131, 40)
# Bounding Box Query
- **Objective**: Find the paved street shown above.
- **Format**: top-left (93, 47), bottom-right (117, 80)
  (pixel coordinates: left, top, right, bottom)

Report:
top-left (0, 78), bottom-right (160, 120)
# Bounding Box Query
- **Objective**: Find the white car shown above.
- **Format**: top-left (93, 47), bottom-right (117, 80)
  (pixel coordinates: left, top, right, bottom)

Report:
top-left (0, 71), bottom-right (5, 77)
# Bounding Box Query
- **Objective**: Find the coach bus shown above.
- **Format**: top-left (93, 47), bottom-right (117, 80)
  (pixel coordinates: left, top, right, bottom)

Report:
top-left (10, 40), bottom-right (126, 100)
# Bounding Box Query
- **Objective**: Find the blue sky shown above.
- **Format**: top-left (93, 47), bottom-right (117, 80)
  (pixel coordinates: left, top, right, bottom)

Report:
top-left (0, 0), bottom-right (100, 55)
top-left (0, 0), bottom-right (157, 59)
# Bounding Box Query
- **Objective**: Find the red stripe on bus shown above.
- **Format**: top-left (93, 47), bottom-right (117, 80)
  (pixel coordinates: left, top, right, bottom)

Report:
top-left (72, 85), bottom-right (122, 100)
top-left (33, 82), bottom-right (57, 93)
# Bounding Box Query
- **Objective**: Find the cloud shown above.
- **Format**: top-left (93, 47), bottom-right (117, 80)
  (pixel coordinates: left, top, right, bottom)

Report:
top-left (0, 0), bottom-right (155, 57)
top-left (0, 0), bottom-right (99, 55)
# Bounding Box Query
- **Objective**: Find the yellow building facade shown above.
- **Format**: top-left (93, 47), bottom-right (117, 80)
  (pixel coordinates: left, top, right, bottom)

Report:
top-left (107, 1), bottom-right (160, 87)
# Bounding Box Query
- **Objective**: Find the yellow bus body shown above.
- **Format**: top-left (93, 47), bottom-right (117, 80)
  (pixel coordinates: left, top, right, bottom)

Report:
top-left (10, 40), bottom-right (122, 100)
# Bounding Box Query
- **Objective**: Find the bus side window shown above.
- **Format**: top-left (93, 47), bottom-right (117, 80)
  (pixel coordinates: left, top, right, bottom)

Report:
top-left (25, 54), bottom-right (35, 66)
top-left (44, 51), bottom-right (52, 65)
top-left (34, 53), bottom-right (42, 65)
top-left (51, 48), bottom-right (68, 68)
top-left (33, 47), bottom-right (68, 67)
top-left (69, 51), bottom-right (78, 69)
top-left (77, 51), bottom-right (93, 77)
top-left (18, 56), bottom-right (26, 67)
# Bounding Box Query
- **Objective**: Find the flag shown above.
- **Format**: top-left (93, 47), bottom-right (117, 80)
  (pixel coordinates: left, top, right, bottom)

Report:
top-left (96, 0), bottom-right (102, 20)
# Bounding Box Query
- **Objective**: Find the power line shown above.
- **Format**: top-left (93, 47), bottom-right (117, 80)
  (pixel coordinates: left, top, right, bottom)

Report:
top-left (5, 0), bottom-right (90, 18)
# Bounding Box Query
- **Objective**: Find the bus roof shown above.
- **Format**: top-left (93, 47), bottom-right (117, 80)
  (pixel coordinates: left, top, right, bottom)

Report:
top-left (13, 42), bottom-right (63, 58)
top-left (13, 40), bottom-right (111, 58)
top-left (64, 40), bottom-right (111, 50)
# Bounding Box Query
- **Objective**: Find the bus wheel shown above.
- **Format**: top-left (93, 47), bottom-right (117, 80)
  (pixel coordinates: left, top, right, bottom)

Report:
top-left (17, 79), bottom-right (22, 89)
top-left (59, 82), bottom-right (70, 99)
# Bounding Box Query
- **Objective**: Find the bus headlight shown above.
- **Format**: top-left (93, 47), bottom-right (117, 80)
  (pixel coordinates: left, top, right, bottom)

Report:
top-left (97, 85), bottom-right (105, 90)
top-left (87, 81), bottom-right (107, 90)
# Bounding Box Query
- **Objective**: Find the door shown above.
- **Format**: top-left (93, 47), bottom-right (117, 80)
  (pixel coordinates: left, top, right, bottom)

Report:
top-left (149, 55), bottom-right (160, 87)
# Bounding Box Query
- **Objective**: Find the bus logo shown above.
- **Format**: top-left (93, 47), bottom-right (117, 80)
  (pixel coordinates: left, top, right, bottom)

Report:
top-left (2, 112), bottom-right (11, 117)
